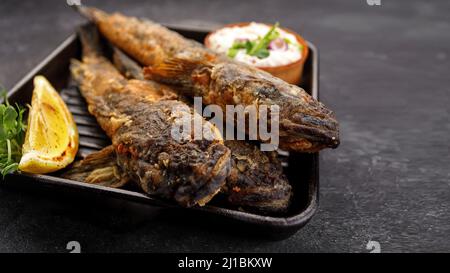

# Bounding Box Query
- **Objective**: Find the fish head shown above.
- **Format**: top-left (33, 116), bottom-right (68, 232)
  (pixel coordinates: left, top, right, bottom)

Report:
top-left (212, 62), bottom-right (340, 152)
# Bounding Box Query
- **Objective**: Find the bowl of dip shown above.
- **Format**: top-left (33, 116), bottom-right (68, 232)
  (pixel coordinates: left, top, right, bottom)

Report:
top-left (205, 22), bottom-right (309, 85)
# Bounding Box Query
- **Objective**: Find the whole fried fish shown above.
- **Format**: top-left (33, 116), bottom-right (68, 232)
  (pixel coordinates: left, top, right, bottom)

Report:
top-left (65, 25), bottom-right (231, 207)
top-left (112, 48), bottom-right (292, 214)
top-left (76, 6), bottom-right (220, 66)
top-left (75, 6), bottom-right (340, 153)
top-left (145, 59), bottom-right (339, 152)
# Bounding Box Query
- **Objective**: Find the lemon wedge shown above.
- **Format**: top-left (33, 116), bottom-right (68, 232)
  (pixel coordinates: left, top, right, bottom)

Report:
top-left (18, 76), bottom-right (78, 174)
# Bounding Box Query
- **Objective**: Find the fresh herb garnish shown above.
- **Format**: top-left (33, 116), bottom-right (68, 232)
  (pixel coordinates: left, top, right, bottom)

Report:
top-left (227, 22), bottom-right (281, 59)
top-left (0, 87), bottom-right (26, 177)
top-left (227, 40), bottom-right (253, 58)
top-left (247, 22), bottom-right (280, 58)
top-left (283, 37), bottom-right (301, 50)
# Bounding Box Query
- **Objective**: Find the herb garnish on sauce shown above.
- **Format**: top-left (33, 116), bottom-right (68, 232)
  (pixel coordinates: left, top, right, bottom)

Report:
top-left (227, 22), bottom-right (280, 59)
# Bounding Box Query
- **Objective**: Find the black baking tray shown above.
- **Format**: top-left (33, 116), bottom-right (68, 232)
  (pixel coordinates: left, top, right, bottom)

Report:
top-left (2, 24), bottom-right (319, 238)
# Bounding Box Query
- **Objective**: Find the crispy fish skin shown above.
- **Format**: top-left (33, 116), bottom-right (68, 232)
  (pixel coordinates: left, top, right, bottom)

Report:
top-left (144, 59), bottom-right (339, 152)
top-left (76, 6), bottom-right (220, 66)
top-left (76, 6), bottom-right (340, 153)
top-left (69, 25), bottom-right (231, 207)
top-left (224, 140), bottom-right (292, 214)
top-left (112, 48), bottom-right (292, 214)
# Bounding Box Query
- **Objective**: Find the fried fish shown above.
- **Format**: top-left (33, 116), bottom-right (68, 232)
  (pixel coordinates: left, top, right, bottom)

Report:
top-left (145, 59), bottom-right (339, 152)
top-left (112, 48), bottom-right (293, 214)
top-left (65, 25), bottom-right (231, 207)
top-left (75, 6), bottom-right (340, 153)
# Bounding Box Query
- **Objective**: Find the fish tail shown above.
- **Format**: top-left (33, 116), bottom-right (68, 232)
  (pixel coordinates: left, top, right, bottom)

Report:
top-left (73, 5), bottom-right (108, 23)
top-left (112, 48), bottom-right (145, 80)
top-left (77, 24), bottom-right (104, 58)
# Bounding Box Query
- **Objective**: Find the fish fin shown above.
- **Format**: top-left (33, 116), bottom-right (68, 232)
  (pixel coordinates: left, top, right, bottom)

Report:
top-left (62, 145), bottom-right (130, 188)
top-left (69, 59), bottom-right (85, 84)
top-left (77, 24), bottom-right (104, 58)
top-left (143, 58), bottom-right (198, 78)
top-left (143, 57), bottom-right (212, 86)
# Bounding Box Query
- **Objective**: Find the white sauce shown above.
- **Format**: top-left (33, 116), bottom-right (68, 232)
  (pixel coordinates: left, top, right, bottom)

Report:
top-left (208, 22), bottom-right (302, 67)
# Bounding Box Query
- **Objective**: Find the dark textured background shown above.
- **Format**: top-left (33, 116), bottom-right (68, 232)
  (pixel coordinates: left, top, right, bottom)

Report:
top-left (0, 0), bottom-right (449, 252)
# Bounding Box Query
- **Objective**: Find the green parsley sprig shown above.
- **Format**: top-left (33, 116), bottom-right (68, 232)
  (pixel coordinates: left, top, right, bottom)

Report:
top-left (227, 22), bottom-right (280, 59)
top-left (0, 87), bottom-right (26, 177)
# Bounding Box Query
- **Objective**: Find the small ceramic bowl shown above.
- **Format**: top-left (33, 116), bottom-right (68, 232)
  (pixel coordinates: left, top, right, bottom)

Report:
top-left (205, 22), bottom-right (309, 85)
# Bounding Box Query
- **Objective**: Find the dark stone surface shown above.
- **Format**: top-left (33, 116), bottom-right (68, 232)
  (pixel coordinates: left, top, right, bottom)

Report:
top-left (0, 0), bottom-right (449, 252)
